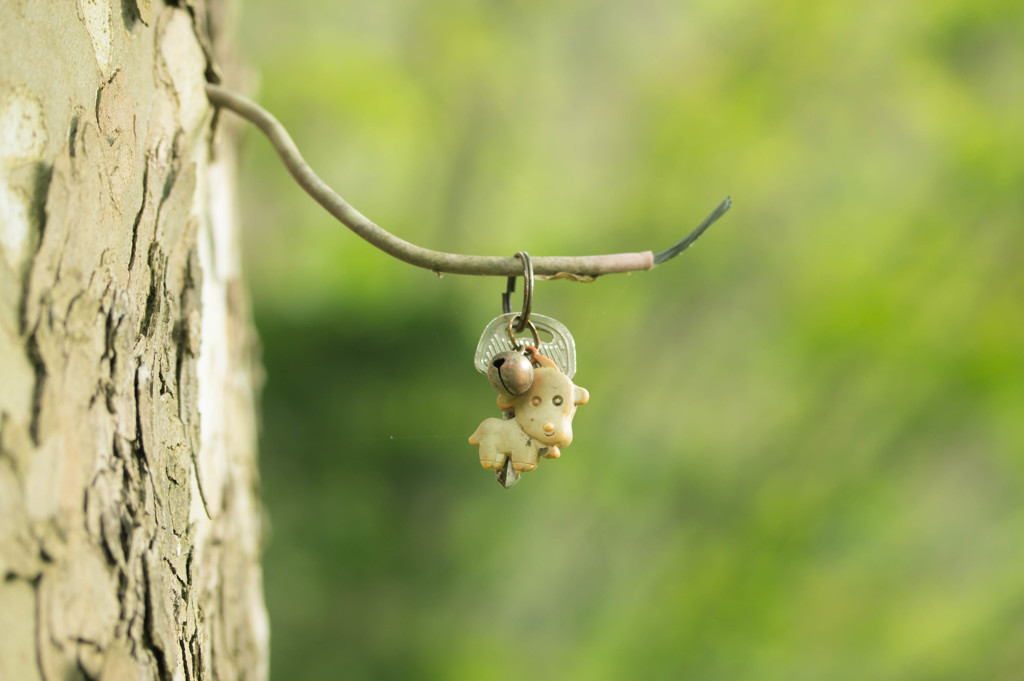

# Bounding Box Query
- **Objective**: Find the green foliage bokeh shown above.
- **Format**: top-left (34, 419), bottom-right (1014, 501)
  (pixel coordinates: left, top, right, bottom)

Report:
top-left (237, 1), bottom-right (1024, 679)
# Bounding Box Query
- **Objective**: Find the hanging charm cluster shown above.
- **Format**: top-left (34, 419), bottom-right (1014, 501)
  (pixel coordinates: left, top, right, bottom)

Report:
top-left (469, 253), bottom-right (590, 488)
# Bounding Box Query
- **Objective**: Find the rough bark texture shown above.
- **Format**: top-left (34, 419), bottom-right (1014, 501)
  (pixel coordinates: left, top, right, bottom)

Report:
top-left (0, 1), bottom-right (268, 679)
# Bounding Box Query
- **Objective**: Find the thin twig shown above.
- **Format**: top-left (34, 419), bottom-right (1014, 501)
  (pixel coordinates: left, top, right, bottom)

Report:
top-left (206, 83), bottom-right (730, 279)
top-left (653, 196), bottom-right (732, 265)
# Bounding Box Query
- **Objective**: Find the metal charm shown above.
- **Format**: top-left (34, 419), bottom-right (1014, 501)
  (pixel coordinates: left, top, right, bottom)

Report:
top-left (486, 350), bottom-right (535, 397)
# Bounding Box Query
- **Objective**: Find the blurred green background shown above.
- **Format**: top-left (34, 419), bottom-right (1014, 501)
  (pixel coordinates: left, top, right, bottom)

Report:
top-left (236, 1), bottom-right (1024, 679)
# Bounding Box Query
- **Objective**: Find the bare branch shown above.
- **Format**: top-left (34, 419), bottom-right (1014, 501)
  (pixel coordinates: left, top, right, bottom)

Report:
top-left (205, 84), bottom-right (729, 279)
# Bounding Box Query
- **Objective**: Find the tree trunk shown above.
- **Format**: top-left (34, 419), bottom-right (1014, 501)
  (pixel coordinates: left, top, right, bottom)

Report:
top-left (0, 1), bottom-right (268, 679)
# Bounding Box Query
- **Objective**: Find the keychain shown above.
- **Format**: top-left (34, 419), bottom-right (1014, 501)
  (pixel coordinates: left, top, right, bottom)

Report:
top-left (469, 253), bottom-right (590, 488)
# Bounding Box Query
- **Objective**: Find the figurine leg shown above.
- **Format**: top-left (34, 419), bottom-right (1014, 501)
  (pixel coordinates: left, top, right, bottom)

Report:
top-left (511, 448), bottom-right (539, 472)
top-left (539, 446), bottom-right (560, 459)
top-left (478, 444), bottom-right (505, 471)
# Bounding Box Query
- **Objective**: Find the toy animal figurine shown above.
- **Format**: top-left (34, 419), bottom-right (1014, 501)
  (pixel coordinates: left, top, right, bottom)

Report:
top-left (469, 352), bottom-right (589, 474)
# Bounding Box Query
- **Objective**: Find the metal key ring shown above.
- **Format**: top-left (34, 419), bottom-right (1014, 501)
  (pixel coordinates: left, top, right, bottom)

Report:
top-left (506, 316), bottom-right (540, 350)
top-left (501, 252), bottom-right (533, 333)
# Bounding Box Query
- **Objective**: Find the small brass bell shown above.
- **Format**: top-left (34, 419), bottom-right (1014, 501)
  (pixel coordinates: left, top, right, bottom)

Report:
top-left (487, 351), bottom-right (534, 397)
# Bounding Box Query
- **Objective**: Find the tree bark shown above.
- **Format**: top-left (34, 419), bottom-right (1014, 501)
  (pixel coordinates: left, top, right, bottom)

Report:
top-left (0, 1), bottom-right (268, 679)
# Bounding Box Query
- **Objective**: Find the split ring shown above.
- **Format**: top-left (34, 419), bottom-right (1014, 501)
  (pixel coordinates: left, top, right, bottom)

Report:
top-left (501, 251), bottom-right (533, 332)
top-left (506, 316), bottom-right (540, 350)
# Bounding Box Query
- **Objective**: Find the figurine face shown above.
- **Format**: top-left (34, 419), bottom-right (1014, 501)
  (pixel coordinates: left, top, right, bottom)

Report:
top-left (499, 367), bottom-right (589, 447)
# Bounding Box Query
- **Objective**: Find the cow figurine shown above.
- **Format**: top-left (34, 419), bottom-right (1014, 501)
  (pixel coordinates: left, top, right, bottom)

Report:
top-left (469, 353), bottom-right (589, 473)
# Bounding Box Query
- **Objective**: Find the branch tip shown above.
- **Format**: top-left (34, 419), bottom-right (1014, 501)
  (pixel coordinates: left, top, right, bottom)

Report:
top-left (653, 196), bottom-right (732, 266)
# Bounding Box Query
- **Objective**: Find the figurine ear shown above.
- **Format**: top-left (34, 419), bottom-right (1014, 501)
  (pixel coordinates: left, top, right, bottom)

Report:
top-left (531, 353), bottom-right (558, 371)
top-left (574, 385), bottom-right (589, 405)
top-left (497, 392), bottom-right (517, 411)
